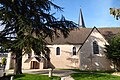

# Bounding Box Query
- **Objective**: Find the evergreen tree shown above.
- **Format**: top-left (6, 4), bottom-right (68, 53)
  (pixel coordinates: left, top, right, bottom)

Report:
top-left (0, 0), bottom-right (77, 74)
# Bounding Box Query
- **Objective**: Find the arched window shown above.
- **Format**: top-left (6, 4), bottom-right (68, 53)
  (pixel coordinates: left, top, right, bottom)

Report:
top-left (28, 53), bottom-right (32, 58)
top-left (73, 47), bottom-right (76, 55)
top-left (56, 47), bottom-right (60, 55)
top-left (93, 41), bottom-right (99, 54)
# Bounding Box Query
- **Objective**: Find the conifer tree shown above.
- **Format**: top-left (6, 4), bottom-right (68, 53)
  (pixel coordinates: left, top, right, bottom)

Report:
top-left (0, 0), bottom-right (76, 74)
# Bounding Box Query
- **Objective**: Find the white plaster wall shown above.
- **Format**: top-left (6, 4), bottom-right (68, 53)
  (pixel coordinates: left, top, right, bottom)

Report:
top-left (47, 44), bottom-right (81, 69)
top-left (80, 29), bottom-right (113, 70)
top-left (4, 52), bottom-right (15, 70)
top-left (0, 58), bottom-right (2, 63)
top-left (5, 53), bottom-right (12, 70)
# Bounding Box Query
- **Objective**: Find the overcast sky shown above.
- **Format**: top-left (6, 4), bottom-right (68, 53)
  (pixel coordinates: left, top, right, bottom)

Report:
top-left (53, 0), bottom-right (120, 28)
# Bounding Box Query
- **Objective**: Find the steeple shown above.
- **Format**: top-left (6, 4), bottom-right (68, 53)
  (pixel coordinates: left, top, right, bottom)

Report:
top-left (78, 8), bottom-right (86, 28)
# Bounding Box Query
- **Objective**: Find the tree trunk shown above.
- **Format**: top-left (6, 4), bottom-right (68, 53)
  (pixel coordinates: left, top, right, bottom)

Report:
top-left (14, 49), bottom-right (22, 74)
top-left (116, 59), bottom-right (120, 71)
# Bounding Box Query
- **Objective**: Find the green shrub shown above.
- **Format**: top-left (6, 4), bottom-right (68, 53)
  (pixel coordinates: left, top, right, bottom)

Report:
top-left (1, 57), bottom-right (6, 65)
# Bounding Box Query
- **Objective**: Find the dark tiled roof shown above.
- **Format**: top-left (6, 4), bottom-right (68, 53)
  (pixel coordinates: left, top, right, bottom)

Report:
top-left (98, 28), bottom-right (120, 40)
top-left (46, 28), bottom-right (92, 44)
top-left (24, 57), bottom-right (41, 63)
top-left (46, 27), bottom-right (120, 45)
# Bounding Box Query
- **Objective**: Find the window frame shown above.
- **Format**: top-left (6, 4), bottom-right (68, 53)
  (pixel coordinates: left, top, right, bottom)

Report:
top-left (93, 41), bottom-right (99, 54)
top-left (28, 53), bottom-right (32, 58)
top-left (73, 47), bottom-right (76, 55)
top-left (56, 47), bottom-right (60, 55)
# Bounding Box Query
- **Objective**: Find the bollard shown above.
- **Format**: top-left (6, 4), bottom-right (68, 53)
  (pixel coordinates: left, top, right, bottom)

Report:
top-left (48, 68), bottom-right (53, 77)
top-left (11, 76), bottom-right (14, 80)
top-left (61, 77), bottom-right (65, 80)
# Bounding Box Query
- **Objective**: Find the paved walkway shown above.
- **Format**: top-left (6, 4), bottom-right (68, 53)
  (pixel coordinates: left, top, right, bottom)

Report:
top-left (6, 69), bottom-right (76, 80)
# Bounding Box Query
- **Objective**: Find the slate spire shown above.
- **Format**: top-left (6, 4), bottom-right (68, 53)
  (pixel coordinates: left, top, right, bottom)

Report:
top-left (78, 8), bottom-right (86, 28)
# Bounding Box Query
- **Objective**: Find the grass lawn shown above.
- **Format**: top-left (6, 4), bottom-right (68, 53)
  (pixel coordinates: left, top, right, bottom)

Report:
top-left (14, 74), bottom-right (60, 80)
top-left (71, 72), bottom-right (120, 80)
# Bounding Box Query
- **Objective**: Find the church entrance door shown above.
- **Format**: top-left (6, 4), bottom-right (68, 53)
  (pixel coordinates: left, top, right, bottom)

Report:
top-left (31, 61), bottom-right (39, 69)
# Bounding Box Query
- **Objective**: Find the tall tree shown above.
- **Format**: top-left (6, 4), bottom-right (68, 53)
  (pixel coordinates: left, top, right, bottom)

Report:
top-left (110, 8), bottom-right (120, 20)
top-left (0, 0), bottom-right (77, 74)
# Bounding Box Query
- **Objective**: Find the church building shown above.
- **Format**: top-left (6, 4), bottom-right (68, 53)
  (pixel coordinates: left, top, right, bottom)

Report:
top-left (5, 9), bottom-right (120, 70)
